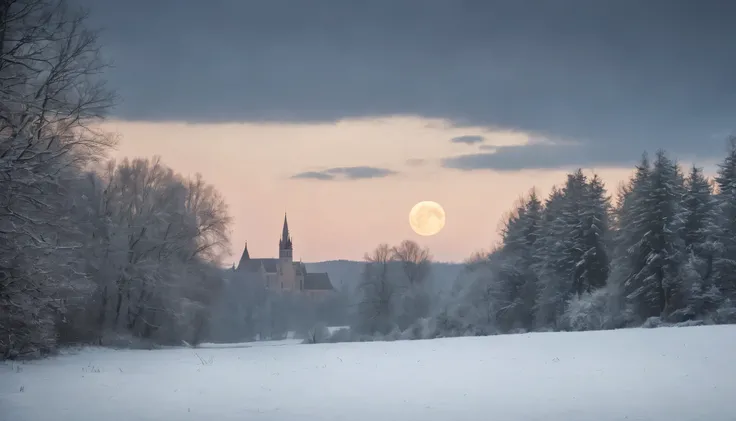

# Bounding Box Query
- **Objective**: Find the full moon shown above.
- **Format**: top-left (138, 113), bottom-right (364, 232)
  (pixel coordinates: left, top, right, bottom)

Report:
top-left (409, 201), bottom-right (446, 236)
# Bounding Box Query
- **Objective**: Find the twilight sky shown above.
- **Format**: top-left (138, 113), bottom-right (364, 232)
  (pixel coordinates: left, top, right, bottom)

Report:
top-left (78, 0), bottom-right (736, 263)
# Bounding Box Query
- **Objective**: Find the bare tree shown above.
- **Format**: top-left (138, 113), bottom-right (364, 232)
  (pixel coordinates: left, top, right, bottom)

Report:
top-left (389, 240), bottom-right (433, 329)
top-left (391, 240), bottom-right (432, 286)
top-left (0, 0), bottom-right (116, 358)
top-left (182, 173), bottom-right (231, 264)
top-left (356, 244), bottom-right (397, 335)
top-left (68, 157), bottom-right (232, 345)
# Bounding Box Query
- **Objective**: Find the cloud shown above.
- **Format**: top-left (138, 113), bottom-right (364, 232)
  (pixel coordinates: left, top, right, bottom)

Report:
top-left (80, 0), bottom-right (736, 168)
top-left (450, 135), bottom-right (485, 145)
top-left (292, 166), bottom-right (397, 181)
top-left (442, 142), bottom-right (643, 171)
top-left (290, 171), bottom-right (335, 181)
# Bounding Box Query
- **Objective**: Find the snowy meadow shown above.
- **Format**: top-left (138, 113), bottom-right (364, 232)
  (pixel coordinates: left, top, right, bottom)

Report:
top-left (3, 2), bottom-right (736, 421)
top-left (2, 325), bottom-right (735, 421)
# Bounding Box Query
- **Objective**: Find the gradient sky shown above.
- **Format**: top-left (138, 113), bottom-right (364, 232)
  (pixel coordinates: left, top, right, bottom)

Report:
top-left (78, 0), bottom-right (736, 263)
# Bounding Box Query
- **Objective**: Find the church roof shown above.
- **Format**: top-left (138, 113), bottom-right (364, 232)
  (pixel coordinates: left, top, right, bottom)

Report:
top-left (304, 272), bottom-right (333, 290)
top-left (237, 242), bottom-right (250, 268)
top-left (238, 258), bottom-right (279, 273)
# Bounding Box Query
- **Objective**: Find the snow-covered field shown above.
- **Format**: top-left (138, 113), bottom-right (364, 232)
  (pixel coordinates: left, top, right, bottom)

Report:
top-left (1, 326), bottom-right (735, 421)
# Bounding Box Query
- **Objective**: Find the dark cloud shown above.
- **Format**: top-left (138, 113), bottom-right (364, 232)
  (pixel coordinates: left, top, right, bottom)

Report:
top-left (291, 171), bottom-right (335, 181)
top-left (292, 166), bottom-right (397, 181)
top-left (79, 0), bottom-right (736, 168)
top-left (450, 135), bottom-right (485, 145)
top-left (443, 141), bottom-right (653, 171)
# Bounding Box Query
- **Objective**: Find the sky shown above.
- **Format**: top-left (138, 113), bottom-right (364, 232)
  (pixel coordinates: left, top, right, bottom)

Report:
top-left (78, 0), bottom-right (736, 263)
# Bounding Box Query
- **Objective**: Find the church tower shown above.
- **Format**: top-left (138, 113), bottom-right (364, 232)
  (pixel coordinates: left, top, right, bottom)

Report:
top-left (279, 213), bottom-right (293, 261)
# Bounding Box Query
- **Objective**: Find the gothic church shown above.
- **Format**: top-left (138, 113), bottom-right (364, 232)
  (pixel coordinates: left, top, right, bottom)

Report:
top-left (236, 214), bottom-right (334, 296)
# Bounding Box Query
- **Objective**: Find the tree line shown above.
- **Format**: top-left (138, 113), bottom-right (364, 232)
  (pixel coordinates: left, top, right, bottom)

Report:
top-left (480, 148), bottom-right (736, 333)
top-left (348, 148), bottom-right (736, 341)
top-left (0, 0), bottom-right (236, 358)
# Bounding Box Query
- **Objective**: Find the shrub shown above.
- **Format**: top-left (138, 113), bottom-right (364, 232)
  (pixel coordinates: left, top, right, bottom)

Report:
top-left (303, 323), bottom-right (330, 344)
top-left (560, 288), bottom-right (613, 331)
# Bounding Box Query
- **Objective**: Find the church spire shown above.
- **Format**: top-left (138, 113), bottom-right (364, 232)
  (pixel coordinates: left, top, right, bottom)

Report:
top-left (281, 213), bottom-right (290, 244)
top-left (236, 241), bottom-right (250, 270)
top-left (279, 213), bottom-right (293, 260)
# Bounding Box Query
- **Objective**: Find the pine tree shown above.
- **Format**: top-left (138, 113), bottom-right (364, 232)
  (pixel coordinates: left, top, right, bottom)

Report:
top-left (611, 156), bottom-right (650, 271)
top-left (575, 173), bottom-right (611, 294)
top-left (618, 150), bottom-right (685, 320)
top-left (533, 171), bottom-right (612, 329)
top-left (561, 170), bottom-right (590, 297)
top-left (675, 165), bottom-right (723, 319)
top-left (533, 187), bottom-right (568, 328)
top-left (682, 166), bottom-right (716, 252)
top-left (533, 172), bottom-right (587, 327)
top-left (496, 191), bottom-right (542, 331)
top-left (713, 138), bottom-right (736, 302)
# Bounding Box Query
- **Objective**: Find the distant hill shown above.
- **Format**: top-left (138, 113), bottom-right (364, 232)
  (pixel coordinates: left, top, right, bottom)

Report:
top-left (305, 260), bottom-right (465, 293)
top-left (304, 260), bottom-right (363, 291)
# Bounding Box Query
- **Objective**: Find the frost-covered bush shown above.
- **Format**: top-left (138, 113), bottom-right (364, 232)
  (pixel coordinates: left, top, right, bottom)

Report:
top-left (431, 309), bottom-right (467, 338)
top-left (382, 327), bottom-right (402, 342)
top-left (560, 288), bottom-right (613, 331)
top-left (673, 320), bottom-right (705, 327)
top-left (303, 323), bottom-right (331, 344)
top-left (400, 318), bottom-right (434, 340)
top-left (431, 307), bottom-right (492, 338)
top-left (641, 317), bottom-right (666, 329)
top-left (326, 327), bottom-right (353, 343)
top-left (640, 318), bottom-right (706, 329)
top-left (713, 299), bottom-right (736, 324)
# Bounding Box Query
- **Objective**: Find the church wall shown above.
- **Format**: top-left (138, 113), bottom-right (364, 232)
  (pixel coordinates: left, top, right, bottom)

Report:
top-left (265, 273), bottom-right (279, 290)
top-left (278, 258), bottom-right (297, 290)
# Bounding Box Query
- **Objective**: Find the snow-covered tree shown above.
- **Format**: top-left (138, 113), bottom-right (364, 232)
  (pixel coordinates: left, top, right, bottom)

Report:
top-left (0, 0), bottom-right (116, 358)
top-left (676, 165), bottom-right (722, 319)
top-left (578, 174), bottom-right (612, 293)
top-left (713, 138), bottom-right (736, 303)
top-left (57, 157), bottom-right (231, 346)
top-left (533, 186), bottom-right (568, 328)
top-left (532, 171), bottom-right (612, 330)
top-left (614, 151), bottom-right (686, 321)
top-left (495, 191), bottom-right (542, 331)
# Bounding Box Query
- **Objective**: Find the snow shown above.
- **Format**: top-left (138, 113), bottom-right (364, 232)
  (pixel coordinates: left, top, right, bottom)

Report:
top-left (1, 326), bottom-right (735, 421)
